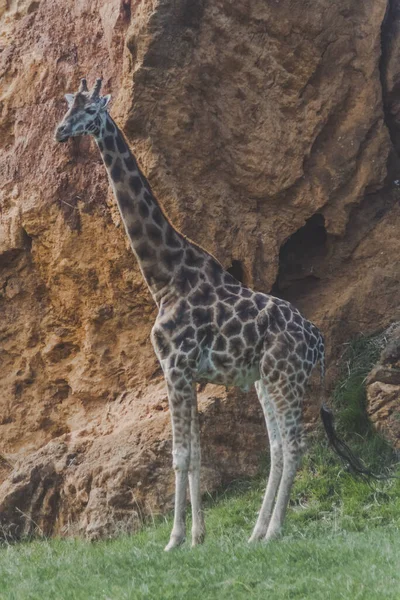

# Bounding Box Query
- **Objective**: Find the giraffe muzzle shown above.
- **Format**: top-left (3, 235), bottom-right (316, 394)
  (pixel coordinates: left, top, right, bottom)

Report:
top-left (55, 125), bottom-right (69, 143)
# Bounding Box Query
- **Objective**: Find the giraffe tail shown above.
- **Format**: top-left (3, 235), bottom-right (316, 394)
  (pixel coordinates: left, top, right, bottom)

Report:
top-left (320, 405), bottom-right (384, 479)
top-left (318, 334), bottom-right (398, 480)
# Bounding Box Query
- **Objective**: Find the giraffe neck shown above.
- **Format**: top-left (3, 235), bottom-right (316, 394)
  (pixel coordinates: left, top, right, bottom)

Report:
top-left (94, 113), bottom-right (188, 303)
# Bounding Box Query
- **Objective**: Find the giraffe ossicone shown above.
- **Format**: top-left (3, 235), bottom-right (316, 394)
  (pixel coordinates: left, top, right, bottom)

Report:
top-left (55, 77), bottom-right (327, 549)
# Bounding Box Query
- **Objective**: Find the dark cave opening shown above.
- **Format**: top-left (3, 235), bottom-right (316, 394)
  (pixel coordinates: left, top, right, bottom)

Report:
top-left (271, 213), bottom-right (327, 299)
top-left (227, 259), bottom-right (245, 284)
top-left (21, 227), bottom-right (33, 251)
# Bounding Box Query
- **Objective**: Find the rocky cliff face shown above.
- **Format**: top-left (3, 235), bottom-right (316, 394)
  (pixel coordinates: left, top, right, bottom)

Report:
top-left (1, 0), bottom-right (399, 539)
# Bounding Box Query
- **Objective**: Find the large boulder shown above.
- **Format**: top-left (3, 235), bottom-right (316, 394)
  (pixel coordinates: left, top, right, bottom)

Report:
top-left (367, 324), bottom-right (400, 451)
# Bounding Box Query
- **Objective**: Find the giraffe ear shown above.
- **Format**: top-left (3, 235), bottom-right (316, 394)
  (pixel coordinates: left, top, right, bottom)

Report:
top-left (64, 93), bottom-right (74, 107)
top-left (99, 95), bottom-right (111, 111)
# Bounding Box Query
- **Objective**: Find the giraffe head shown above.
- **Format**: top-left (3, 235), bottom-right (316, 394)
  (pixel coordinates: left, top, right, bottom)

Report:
top-left (55, 78), bottom-right (111, 142)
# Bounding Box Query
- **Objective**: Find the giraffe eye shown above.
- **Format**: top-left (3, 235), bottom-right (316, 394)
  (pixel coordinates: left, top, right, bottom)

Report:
top-left (85, 108), bottom-right (96, 115)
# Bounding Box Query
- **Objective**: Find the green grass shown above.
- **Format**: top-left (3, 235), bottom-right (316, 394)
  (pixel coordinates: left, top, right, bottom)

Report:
top-left (1, 475), bottom-right (400, 600)
top-left (0, 333), bottom-right (399, 600)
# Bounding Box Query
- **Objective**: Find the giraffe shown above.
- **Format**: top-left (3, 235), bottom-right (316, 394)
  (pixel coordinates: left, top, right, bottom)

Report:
top-left (55, 78), bottom-right (330, 550)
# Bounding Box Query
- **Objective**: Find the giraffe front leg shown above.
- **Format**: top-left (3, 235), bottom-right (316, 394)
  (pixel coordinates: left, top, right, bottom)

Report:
top-left (189, 390), bottom-right (205, 547)
top-left (164, 377), bottom-right (193, 552)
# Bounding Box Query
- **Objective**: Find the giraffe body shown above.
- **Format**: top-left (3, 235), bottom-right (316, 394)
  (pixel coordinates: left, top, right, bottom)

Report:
top-left (153, 282), bottom-right (320, 394)
top-left (55, 79), bottom-right (324, 549)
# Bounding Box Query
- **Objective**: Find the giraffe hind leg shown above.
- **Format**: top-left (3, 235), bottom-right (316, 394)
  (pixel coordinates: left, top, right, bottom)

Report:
top-left (249, 379), bottom-right (283, 542)
top-left (188, 387), bottom-right (205, 547)
top-left (263, 377), bottom-right (306, 542)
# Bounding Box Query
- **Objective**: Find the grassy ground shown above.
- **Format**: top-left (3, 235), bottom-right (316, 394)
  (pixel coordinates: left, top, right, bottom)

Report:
top-left (0, 334), bottom-right (399, 600)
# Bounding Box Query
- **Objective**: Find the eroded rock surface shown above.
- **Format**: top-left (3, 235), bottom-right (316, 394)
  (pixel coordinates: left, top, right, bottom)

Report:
top-left (0, 383), bottom-right (266, 539)
top-left (1, 0), bottom-right (400, 539)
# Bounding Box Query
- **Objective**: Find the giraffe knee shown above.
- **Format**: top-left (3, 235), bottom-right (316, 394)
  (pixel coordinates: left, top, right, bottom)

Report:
top-left (172, 448), bottom-right (190, 471)
top-left (286, 441), bottom-right (306, 466)
top-left (293, 439), bottom-right (306, 461)
top-left (284, 426), bottom-right (306, 457)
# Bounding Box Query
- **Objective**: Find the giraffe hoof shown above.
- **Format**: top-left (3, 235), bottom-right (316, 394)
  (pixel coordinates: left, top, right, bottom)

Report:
top-left (248, 531), bottom-right (266, 544)
top-left (191, 530), bottom-right (206, 547)
top-left (263, 528), bottom-right (281, 543)
top-left (164, 535), bottom-right (185, 551)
